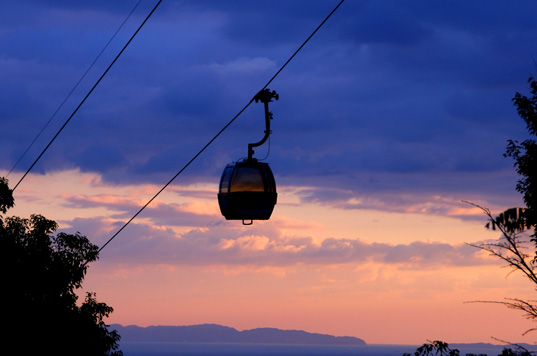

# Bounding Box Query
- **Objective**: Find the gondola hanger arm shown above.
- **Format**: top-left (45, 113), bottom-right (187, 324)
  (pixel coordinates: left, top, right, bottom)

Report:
top-left (248, 89), bottom-right (278, 161)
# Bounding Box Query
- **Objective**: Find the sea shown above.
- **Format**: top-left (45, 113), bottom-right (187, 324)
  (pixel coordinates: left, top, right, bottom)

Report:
top-left (118, 342), bottom-right (509, 356)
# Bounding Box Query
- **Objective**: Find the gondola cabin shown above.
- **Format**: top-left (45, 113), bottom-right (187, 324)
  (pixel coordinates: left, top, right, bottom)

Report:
top-left (218, 159), bottom-right (277, 224)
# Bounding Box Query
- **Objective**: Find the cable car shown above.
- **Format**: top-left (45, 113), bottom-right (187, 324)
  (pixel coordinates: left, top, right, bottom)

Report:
top-left (218, 160), bottom-right (277, 222)
top-left (218, 89), bottom-right (279, 225)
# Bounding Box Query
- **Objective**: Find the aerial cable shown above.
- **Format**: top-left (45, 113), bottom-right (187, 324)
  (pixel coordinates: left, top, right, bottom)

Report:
top-left (6, 0), bottom-right (142, 179)
top-left (260, 0), bottom-right (344, 91)
top-left (11, 0), bottom-right (164, 192)
top-left (94, 0), bottom-right (345, 256)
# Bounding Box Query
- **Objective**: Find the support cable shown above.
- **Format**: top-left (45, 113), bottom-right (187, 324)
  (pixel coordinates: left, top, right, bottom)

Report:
top-left (12, 0), bottom-right (163, 192)
top-left (7, 0), bottom-right (142, 178)
top-left (95, 0), bottom-right (345, 256)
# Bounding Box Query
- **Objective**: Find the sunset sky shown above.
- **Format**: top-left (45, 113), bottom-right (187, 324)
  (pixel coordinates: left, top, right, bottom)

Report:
top-left (2, 0), bottom-right (537, 345)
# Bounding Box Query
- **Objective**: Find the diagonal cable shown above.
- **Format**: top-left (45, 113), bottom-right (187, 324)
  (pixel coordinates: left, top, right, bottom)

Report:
top-left (12, 0), bottom-right (163, 192)
top-left (95, 0), bottom-right (345, 256)
top-left (7, 0), bottom-right (142, 178)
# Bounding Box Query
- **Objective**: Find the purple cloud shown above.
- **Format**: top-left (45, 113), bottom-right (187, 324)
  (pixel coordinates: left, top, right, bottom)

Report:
top-left (57, 212), bottom-right (499, 268)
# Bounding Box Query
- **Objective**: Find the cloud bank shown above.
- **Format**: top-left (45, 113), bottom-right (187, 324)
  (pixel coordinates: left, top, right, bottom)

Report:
top-left (1, 0), bottom-right (534, 211)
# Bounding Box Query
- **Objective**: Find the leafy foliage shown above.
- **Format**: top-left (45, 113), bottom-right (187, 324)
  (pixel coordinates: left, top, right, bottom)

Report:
top-left (413, 79), bottom-right (537, 356)
top-left (0, 177), bottom-right (14, 213)
top-left (0, 177), bottom-right (122, 355)
top-left (403, 340), bottom-right (460, 356)
top-left (498, 348), bottom-right (534, 356)
top-left (485, 207), bottom-right (533, 234)
top-left (404, 341), bottom-right (532, 356)
top-left (467, 201), bottom-right (537, 336)
top-left (506, 77), bottom-right (537, 242)
top-left (467, 202), bottom-right (537, 287)
top-left (460, 78), bottom-right (537, 340)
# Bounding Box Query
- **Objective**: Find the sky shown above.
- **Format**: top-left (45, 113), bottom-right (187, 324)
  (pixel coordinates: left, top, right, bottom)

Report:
top-left (1, 0), bottom-right (537, 346)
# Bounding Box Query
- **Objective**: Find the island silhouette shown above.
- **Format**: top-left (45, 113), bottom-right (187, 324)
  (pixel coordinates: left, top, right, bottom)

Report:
top-left (112, 323), bottom-right (366, 346)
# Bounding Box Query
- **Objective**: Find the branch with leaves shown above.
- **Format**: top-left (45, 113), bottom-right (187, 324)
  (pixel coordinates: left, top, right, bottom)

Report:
top-left (403, 340), bottom-right (461, 356)
top-left (402, 340), bottom-right (533, 356)
top-left (464, 201), bottom-right (537, 284)
top-left (463, 201), bottom-right (537, 336)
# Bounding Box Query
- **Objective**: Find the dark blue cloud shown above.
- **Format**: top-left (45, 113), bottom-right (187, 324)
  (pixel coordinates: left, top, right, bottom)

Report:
top-left (1, 0), bottom-right (534, 208)
top-left (336, 1), bottom-right (433, 46)
top-left (74, 143), bottom-right (128, 172)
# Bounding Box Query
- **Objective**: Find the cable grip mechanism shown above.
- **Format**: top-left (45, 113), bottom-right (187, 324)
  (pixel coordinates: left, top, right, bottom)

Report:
top-left (247, 89), bottom-right (278, 161)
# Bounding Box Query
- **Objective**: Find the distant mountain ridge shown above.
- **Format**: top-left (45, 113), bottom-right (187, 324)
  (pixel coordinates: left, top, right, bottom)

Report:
top-left (111, 323), bottom-right (367, 346)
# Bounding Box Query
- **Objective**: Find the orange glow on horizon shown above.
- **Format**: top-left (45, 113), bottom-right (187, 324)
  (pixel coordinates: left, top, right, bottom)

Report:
top-left (3, 169), bottom-right (533, 345)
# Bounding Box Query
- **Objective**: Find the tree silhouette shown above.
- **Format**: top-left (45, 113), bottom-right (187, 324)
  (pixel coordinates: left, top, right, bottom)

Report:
top-left (403, 340), bottom-right (461, 356)
top-left (464, 77), bottom-right (537, 338)
top-left (483, 76), bottom-right (537, 242)
top-left (508, 77), bottom-right (537, 242)
top-left (466, 202), bottom-right (537, 335)
top-left (405, 79), bottom-right (537, 356)
top-left (0, 177), bottom-right (122, 355)
top-left (403, 341), bottom-right (532, 356)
